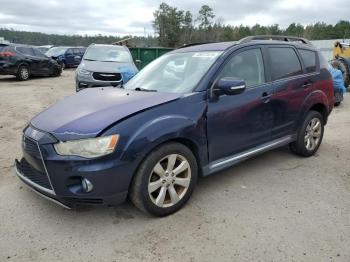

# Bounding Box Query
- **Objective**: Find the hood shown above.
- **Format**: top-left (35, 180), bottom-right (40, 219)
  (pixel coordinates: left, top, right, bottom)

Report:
top-left (31, 88), bottom-right (181, 141)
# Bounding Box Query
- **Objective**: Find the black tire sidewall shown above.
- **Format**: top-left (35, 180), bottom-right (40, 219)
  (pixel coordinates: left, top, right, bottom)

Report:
top-left (294, 111), bottom-right (324, 157)
top-left (16, 65), bottom-right (29, 81)
top-left (131, 143), bottom-right (198, 217)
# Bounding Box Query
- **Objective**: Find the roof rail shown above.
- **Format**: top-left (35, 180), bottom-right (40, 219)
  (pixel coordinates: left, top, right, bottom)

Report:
top-left (239, 35), bottom-right (313, 46)
top-left (178, 42), bottom-right (216, 49)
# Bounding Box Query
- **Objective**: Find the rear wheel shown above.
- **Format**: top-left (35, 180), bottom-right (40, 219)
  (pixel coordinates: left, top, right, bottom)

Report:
top-left (16, 65), bottom-right (30, 81)
top-left (290, 111), bottom-right (324, 157)
top-left (129, 143), bottom-right (198, 217)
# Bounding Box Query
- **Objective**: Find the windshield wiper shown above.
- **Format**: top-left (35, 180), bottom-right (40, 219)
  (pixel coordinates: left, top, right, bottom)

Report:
top-left (134, 87), bottom-right (157, 92)
top-left (83, 58), bottom-right (96, 61)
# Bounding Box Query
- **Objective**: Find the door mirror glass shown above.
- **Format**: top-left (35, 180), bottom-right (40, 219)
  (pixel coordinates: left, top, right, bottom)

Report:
top-left (214, 77), bottom-right (246, 96)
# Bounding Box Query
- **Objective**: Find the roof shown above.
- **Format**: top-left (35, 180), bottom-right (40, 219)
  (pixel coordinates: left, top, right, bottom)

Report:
top-left (174, 35), bottom-right (315, 53)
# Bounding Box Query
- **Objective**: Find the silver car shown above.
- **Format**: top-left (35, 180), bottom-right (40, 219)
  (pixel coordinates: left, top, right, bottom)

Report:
top-left (75, 44), bottom-right (138, 92)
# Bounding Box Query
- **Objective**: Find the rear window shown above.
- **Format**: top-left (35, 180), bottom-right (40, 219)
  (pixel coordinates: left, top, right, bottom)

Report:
top-left (269, 47), bottom-right (303, 81)
top-left (298, 49), bottom-right (317, 73)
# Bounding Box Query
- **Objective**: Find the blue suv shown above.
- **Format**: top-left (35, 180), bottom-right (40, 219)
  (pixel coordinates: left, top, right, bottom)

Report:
top-left (15, 36), bottom-right (334, 216)
top-left (46, 46), bottom-right (86, 69)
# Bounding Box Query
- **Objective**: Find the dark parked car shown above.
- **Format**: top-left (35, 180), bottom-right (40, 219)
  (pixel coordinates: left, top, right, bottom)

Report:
top-left (15, 36), bottom-right (334, 216)
top-left (0, 43), bottom-right (62, 80)
top-left (46, 46), bottom-right (86, 69)
top-left (76, 44), bottom-right (138, 92)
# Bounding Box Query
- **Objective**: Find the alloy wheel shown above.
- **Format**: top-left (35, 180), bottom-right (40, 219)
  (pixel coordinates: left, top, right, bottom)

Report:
top-left (21, 67), bottom-right (29, 80)
top-left (148, 154), bottom-right (191, 208)
top-left (304, 118), bottom-right (322, 151)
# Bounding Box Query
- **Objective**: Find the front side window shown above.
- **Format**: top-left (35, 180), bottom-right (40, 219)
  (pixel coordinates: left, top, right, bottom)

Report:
top-left (298, 49), bottom-right (317, 73)
top-left (124, 51), bottom-right (222, 93)
top-left (269, 47), bottom-right (302, 80)
top-left (219, 48), bottom-right (265, 87)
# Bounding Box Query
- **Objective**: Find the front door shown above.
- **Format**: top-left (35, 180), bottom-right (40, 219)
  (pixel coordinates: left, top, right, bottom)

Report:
top-left (207, 47), bottom-right (274, 163)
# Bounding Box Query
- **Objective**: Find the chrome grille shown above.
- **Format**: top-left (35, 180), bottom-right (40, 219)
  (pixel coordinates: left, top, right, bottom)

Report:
top-left (92, 72), bottom-right (122, 82)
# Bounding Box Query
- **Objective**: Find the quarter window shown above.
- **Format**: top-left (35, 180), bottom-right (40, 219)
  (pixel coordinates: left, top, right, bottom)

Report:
top-left (219, 49), bottom-right (265, 87)
top-left (298, 49), bottom-right (317, 73)
top-left (269, 47), bottom-right (302, 80)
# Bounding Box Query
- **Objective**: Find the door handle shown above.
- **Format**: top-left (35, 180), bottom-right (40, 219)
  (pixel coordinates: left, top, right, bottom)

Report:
top-left (261, 92), bottom-right (272, 103)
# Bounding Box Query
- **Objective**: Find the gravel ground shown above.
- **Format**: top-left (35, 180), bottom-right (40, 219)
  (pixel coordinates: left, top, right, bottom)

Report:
top-left (0, 70), bottom-right (349, 262)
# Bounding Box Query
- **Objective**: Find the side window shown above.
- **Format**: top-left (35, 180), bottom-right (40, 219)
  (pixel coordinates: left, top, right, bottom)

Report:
top-left (16, 47), bottom-right (35, 56)
top-left (33, 48), bottom-right (46, 58)
top-left (73, 48), bottom-right (80, 55)
top-left (298, 49), bottom-right (317, 73)
top-left (219, 48), bottom-right (265, 87)
top-left (269, 47), bottom-right (302, 80)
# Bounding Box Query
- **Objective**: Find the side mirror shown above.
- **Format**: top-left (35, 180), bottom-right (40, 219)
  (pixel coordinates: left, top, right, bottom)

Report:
top-left (213, 77), bottom-right (246, 96)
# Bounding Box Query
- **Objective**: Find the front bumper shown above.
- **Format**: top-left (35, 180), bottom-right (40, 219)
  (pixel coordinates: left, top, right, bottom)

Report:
top-left (15, 126), bottom-right (133, 208)
top-left (76, 74), bottom-right (122, 92)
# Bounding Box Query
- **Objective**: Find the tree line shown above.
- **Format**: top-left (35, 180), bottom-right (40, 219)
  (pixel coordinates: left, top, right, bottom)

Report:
top-left (1, 2), bottom-right (350, 48)
top-left (153, 3), bottom-right (350, 47)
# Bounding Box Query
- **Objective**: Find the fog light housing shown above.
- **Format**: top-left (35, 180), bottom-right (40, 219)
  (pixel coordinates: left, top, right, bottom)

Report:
top-left (81, 178), bottom-right (93, 193)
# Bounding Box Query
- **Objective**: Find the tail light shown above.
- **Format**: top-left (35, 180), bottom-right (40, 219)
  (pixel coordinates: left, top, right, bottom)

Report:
top-left (0, 51), bottom-right (15, 57)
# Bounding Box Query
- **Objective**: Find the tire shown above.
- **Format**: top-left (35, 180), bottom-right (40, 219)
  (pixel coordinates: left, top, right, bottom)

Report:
top-left (290, 111), bottom-right (324, 157)
top-left (60, 61), bottom-right (66, 70)
top-left (16, 65), bottom-right (30, 81)
top-left (332, 59), bottom-right (350, 88)
top-left (51, 67), bottom-right (62, 77)
top-left (129, 142), bottom-right (198, 217)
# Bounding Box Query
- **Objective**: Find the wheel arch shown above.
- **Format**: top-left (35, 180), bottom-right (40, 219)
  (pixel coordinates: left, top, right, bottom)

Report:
top-left (297, 91), bottom-right (330, 132)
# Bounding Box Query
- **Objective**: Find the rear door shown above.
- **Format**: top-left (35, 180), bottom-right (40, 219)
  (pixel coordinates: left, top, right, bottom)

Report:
top-left (267, 45), bottom-right (317, 139)
top-left (73, 48), bottom-right (82, 65)
top-left (16, 46), bottom-right (40, 73)
top-left (65, 48), bottom-right (75, 66)
top-left (207, 46), bottom-right (275, 162)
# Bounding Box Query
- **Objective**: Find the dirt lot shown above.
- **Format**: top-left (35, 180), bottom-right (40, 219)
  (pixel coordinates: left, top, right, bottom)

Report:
top-left (0, 70), bottom-right (349, 262)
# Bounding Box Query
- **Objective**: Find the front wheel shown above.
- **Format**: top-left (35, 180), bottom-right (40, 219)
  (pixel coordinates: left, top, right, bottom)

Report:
top-left (51, 67), bottom-right (62, 77)
top-left (290, 111), bottom-right (324, 157)
top-left (129, 143), bottom-right (198, 217)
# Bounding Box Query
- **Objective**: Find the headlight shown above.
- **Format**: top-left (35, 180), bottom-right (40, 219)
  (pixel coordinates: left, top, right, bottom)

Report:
top-left (78, 68), bottom-right (91, 75)
top-left (54, 135), bottom-right (119, 158)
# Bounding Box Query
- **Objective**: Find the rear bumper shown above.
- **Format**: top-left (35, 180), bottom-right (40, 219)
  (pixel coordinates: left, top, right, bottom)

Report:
top-left (0, 62), bottom-right (17, 75)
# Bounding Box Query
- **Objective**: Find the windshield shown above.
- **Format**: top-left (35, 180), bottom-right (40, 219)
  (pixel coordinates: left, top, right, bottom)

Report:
top-left (46, 47), bottom-right (68, 57)
top-left (83, 45), bottom-right (132, 62)
top-left (124, 51), bottom-right (222, 93)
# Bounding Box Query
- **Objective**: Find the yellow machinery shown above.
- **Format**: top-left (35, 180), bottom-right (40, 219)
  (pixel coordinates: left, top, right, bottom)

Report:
top-left (333, 41), bottom-right (350, 87)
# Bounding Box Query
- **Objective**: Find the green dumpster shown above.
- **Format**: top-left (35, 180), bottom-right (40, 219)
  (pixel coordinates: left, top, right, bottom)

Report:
top-left (129, 47), bottom-right (173, 70)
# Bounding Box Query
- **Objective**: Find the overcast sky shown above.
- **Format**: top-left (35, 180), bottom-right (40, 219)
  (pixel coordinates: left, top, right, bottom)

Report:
top-left (0, 0), bottom-right (349, 36)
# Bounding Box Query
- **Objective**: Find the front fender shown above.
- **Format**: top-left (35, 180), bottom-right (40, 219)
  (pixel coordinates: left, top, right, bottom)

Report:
top-left (123, 114), bottom-right (205, 160)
